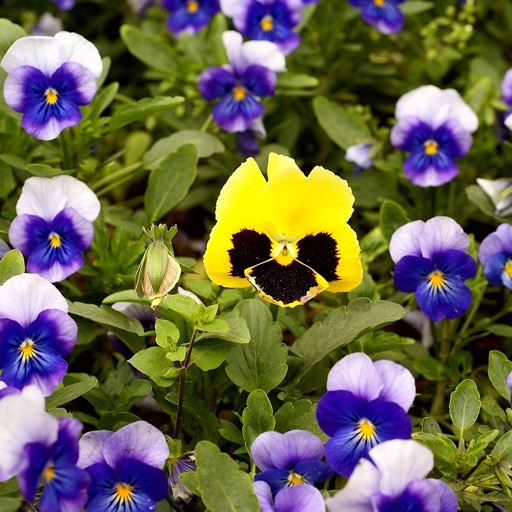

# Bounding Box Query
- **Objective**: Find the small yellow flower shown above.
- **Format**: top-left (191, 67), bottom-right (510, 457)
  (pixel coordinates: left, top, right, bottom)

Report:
top-left (204, 153), bottom-right (363, 307)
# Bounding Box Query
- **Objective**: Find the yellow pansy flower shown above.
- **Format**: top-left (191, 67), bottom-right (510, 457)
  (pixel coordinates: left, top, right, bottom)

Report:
top-left (204, 153), bottom-right (363, 307)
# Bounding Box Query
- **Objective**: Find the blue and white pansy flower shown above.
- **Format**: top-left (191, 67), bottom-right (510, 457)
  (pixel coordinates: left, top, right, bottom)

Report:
top-left (0, 274), bottom-right (78, 395)
top-left (220, 0), bottom-right (305, 55)
top-left (199, 31), bottom-right (286, 133)
top-left (162, 0), bottom-right (220, 35)
top-left (479, 224), bottom-right (512, 289)
top-left (9, 175), bottom-right (100, 283)
top-left (390, 216), bottom-right (477, 322)
top-left (1, 31), bottom-right (102, 140)
top-left (316, 352), bottom-right (415, 478)
top-left (390, 85), bottom-right (478, 187)
top-left (348, 0), bottom-right (405, 34)
top-left (326, 440), bottom-right (458, 512)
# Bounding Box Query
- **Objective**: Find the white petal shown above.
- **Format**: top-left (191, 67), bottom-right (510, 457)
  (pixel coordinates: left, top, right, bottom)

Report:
top-left (219, 0), bottom-right (252, 30)
top-left (77, 430), bottom-right (113, 468)
top-left (370, 439), bottom-right (433, 497)
top-left (419, 216), bottom-right (469, 259)
top-left (222, 31), bottom-right (244, 71)
top-left (388, 220), bottom-right (424, 263)
top-left (477, 177), bottom-right (512, 206)
top-left (241, 40), bottom-right (286, 73)
top-left (0, 386), bottom-right (58, 480)
top-left (0, 273), bottom-right (68, 325)
top-left (248, 116), bottom-right (267, 138)
top-left (505, 113), bottom-right (512, 131)
top-left (53, 176), bottom-right (100, 222)
top-left (374, 359), bottom-right (416, 411)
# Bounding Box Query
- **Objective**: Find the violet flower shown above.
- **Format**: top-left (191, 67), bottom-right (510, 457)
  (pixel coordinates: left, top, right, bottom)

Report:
top-left (479, 224), bottom-right (512, 289)
top-left (389, 216), bottom-right (477, 321)
top-left (326, 439), bottom-right (458, 512)
top-left (9, 175), bottom-right (100, 283)
top-left (198, 31), bottom-right (285, 133)
top-left (162, 0), bottom-right (220, 36)
top-left (31, 13), bottom-right (63, 37)
top-left (254, 481), bottom-right (326, 512)
top-left (316, 352), bottom-right (415, 477)
top-left (345, 142), bottom-right (376, 174)
top-left (0, 273), bottom-right (78, 395)
top-left (1, 31), bottom-right (102, 140)
top-left (348, 0), bottom-right (405, 34)
top-left (251, 430), bottom-right (333, 494)
top-left (502, 69), bottom-right (512, 130)
top-left (52, 0), bottom-right (76, 10)
top-left (390, 85), bottom-right (478, 187)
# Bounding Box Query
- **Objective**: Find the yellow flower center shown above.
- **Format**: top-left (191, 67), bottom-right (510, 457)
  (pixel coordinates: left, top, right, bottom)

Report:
top-left (423, 139), bottom-right (439, 155)
top-left (260, 15), bottom-right (274, 32)
top-left (358, 419), bottom-right (376, 439)
top-left (48, 232), bottom-right (62, 248)
top-left (505, 260), bottom-right (512, 277)
top-left (272, 240), bottom-right (298, 266)
top-left (19, 339), bottom-right (36, 360)
top-left (374, 0), bottom-right (386, 6)
top-left (43, 463), bottom-right (55, 483)
top-left (115, 482), bottom-right (133, 502)
top-left (232, 85), bottom-right (247, 101)
top-left (429, 270), bottom-right (445, 288)
top-left (44, 88), bottom-right (59, 105)
top-left (287, 471), bottom-right (306, 486)
top-left (187, 0), bottom-right (199, 13)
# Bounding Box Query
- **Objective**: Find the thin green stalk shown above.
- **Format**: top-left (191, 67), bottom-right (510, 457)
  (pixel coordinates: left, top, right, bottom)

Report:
top-left (200, 114), bottom-right (213, 133)
top-left (91, 161), bottom-right (142, 191)
top-left (59, 131), bottom-right (73, 170)
top-left (430, 321), bottom-right (452, 417)
top-left (95, 170), bottom-right (146, 197)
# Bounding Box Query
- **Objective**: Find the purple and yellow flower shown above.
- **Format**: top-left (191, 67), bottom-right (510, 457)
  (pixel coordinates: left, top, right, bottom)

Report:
top-left (348, 0), bottom-right (405, 34)
top-left (162, 0), bottom-right (220, 36)
top-left (326, 439), bottom-right (458, 512)
top-left (1, 31), bottom-right (102, 140)
top-left (390, 85), bottom-right (478, 187)
top-left (389, 216), bottom-right (477, 321)
top-left (78, 421), bottom-right (170, 512)
top-left (199, 31), bottom-right (285, 133)
top-left (479, 224), bottom-right (512, 289)
top-left (0, 386), bottom-right (89, 512)
top-left (251, 430), bottom-right (332, 494)
top-left (220, 0), bottom-right (305, 55)
top-left (203, 153), bottom-right (362, 307)
top-left (0, 274), bottom-right (77, 395)
top-left (9, 175), bottom-right (100, 283)
top-left (316, 352), bottom-right (415, 477)
top-left (254, 481), bottom-right (326, 512)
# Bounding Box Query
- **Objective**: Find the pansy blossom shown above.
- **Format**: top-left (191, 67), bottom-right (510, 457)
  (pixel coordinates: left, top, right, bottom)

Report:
top-left (203, 153), bottom-right (362, 307)
top-left (389, 216), bottom-right (477, 321)
top-left (254, 481), bottom-right (326, 512)
top-left (390, 85), bottom-right (478, 187)
top-left (316, 352), bottom-right (414, 477)
top-left (0, 274), bottom-right (78, 395)
top-left (1, 31), bottom-right (102, 140)
top-left (479, 224), bottom-right (512, 289)
top-left (251, 430), bottom-right (332, 494)
top-left (326, 439), bottom-right (458, 512)
top-left (199, 31), bottom-right (285, 133)
top-left (52, 0), bottom-right (76, 10)
top-left (220, 0), bottom-right (305, 55)
top-left (162, 0), bottom-right (220, 36)
top-left (348, 0), bottom-right (405, 34)
top-left (78, 421), bottom-right (169, 512)
top-left (9, 175), bottom-right (100, 282)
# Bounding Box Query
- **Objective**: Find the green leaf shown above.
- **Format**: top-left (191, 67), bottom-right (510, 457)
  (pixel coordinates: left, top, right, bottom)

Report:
top-left (313, 96), bottom-right (371, 150)
top-left (219, 419), bottom-right (244, 445)
top-left (274, 400), bottom-right (326, 441)
top-left (277, 73), bottom-right (319, 88)
top-left (488, 350), bottom-right (512, 401)
top-left (0, 19), bottom-right (25, 59)
top-left (242, 390), bottom-right (275, 453)
top-left (196, 307), bottom-right (251, 344)
top-left (161, 293), bottom-right (202, 322)
top-left (421, 417), bottom-right (442, 434)
top-left (155, 318), bottom-right (180, 349)
top-left (379, 200), bottom-right (410, 243)
top-left (0, 249), bottom-right (25, 285)
top-left (414, 356), bottom-right (448, 380)
top-left (0, 497), bottom-right (20, 512)
top-left (128, 347), bottom-right (179, 387)
top-left (400, 1), bottom-right (434, 14)
top-left (287, 299), bottom-right (404, 388)
top-left (225, 300), bottom-right (287, 392)
top-left (143, 130), bottom-right (224, 169)
top-left (120, 25), bottom-right (178, 73)
top-left (488, 324), bottom-right (512, 337)
top-left (110, 96), bottom-right (184, 130)
top-left (413, 432), bottom-right (458, 475)
top-left (491, 430), bottom-right (512, 463)
top-left (196, 318), bottom-right (229, 333)
top-left (191, 339), bottom-right (235, 371)
top-left (449, 380), bottom-right (481, 436)
top-left (195, 441), bottom-right (259, 512)
top-left (46, 376), bottom-right (98, 409)
top-left (89, 82), bottom-right (119, 119)
top-left (145, 145), bottom-right (198, 223)
top-left (103, 289), bottom-right (142, 304)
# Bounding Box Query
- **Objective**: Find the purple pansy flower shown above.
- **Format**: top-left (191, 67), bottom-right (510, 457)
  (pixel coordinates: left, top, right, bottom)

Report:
top-left (220, 0), bottom-right (305, 55)
top-left (345, 142), bottom-right (376, 174)
top-left (162, 0), bottom-right (220, 36)
top-left (479, 224), bottom-right (512, 289)
top-left (316, 352), bottom-right (415, 477)
top-left (389, 216), bottom-right (477, 322)
top-left (78, 421), bottom-right (170, 512)
top-left (254, 481), bottom-right (326, 512)
top-left (348, 0), bottom-right (405, 34)
top-left (1, 31), bottom-right (102, 140)
top-left (9, 175), bottom-right (100, 283)
top-left (198, 31), bottom-right (286, 133)
top-left (326, 439), bottom-right (458, 512)
top-left (390, 85), bottom-right (478, 187)
top-left (52, 0), bottom-right (76, 10)
top-left (168, 453), bottom-right (196, 503)
top-left (251, 430), bottom-right (333, 494)
top-left (0, 274), bottom-right (77, 395)
top-left (236, 116), bottom-right (267, 156)
top-left (0, 386), bottom-right (89, 512)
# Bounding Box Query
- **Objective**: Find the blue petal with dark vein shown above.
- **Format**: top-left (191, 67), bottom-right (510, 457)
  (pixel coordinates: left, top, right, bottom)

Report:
top-left (242, 65), bottom-right (276, 97)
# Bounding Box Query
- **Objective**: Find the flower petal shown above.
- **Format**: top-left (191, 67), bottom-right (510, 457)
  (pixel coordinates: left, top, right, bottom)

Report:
top-left (479, 224), bottom-right (512, 266)
top-left (274, 485), bottom-right (326, 512)
top-left (388, 220), bottom-right (424, 263)
top-left (373, 359), bottom-right (416, 411)
top-left (419, 217), bottom-right (470, 259)
top-left (77, 431), bottom-right (113, 468)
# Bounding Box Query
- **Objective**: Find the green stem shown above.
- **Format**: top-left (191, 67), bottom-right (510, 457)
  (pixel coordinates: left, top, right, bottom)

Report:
top-left (200, 114), bottom-right (213, 133)
top-left (173, 328), bottom-right (198, 439)
top-left (95, 169), bottom-right (146, 197)
top-left (91, 161), bottom-right (142, 191)
top-left (430, 321), bottom-right (451, 417)
top-left (59, 131), bottom-right (73, 170)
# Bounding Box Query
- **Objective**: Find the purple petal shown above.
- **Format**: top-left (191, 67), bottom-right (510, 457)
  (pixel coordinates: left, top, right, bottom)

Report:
top-left (388, 220), bottom-right (424, 263)
top-left (502, 68), bottom-right (512, 106)
top-left (403, 150), bottom-right (459, 187)
top-left (360, 2), bottom-right (404, 34)
top-left (19, 442), bottom-right (50, 501)
top-left (251, 431), bottom-right (283, 472)
top-left (198, 66), bottom-right (236, 101)
top-left (376, 479), bottom-right (441, 510)
top-left (419, 217), bottom-right (469, 259)
top-left (373, 359), bottom-right (416, 411)
top-left (393, 255), bottom-right (433, 294)
top-left (253, 481), bottom-right (275, 512)
top-left (274, 485), bottom-right (326, 512)
top-left (29, 308), bottom-right (78, 357)
top-left (270, 430), bottom-right (324, 470)
top-left (77, 431), bottom-right (113, 468)
top-left (427, 479), bottom-right (458, 512)
top-left (212, 90), bottom-right (263, 132)
top-left (483, 253), bottom-right (511, 287)
top-left (479, 224), bottom-right (512, 265)
top-left (241, 64), bottom-right (276, 96)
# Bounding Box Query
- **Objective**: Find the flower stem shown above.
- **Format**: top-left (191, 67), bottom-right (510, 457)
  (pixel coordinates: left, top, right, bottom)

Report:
top-left (173, 328), bottom-right (198, 439)
top-left (430, 322), bottom-right (452, 417)
top-left (59, 131), bottom-right (73, 170)
top-left (91, 161), bottom-right (142, 191)
top-left (200, 114), bottom-right (213, 133)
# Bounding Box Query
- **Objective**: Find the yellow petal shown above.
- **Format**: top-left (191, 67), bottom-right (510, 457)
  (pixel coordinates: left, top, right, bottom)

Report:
top-left (266, 152), bottom-right (302, 180)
